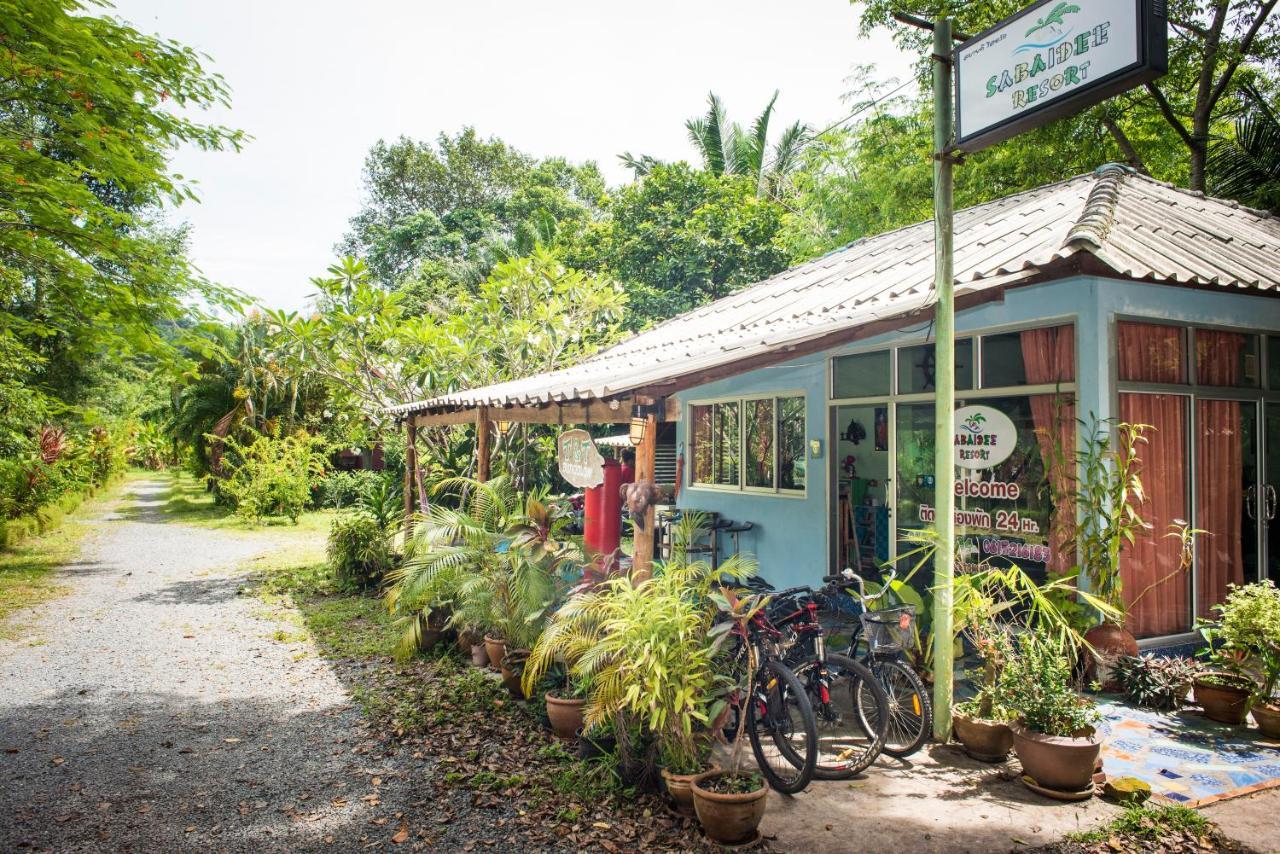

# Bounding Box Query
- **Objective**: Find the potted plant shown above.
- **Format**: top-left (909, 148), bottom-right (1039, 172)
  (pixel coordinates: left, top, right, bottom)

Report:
top-left (1111, 653), bottom-right (1203, 711)
top-left (1003, 633), bottom-right (1103, 796)
top-left (1197, 581), bottom-right (1280, 733)
top-left (545, 674), bottom-right (590, 741)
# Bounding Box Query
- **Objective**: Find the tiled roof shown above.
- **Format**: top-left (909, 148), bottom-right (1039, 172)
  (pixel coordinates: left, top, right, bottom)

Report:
top-left (388, 165), bottom-right (1280, 416)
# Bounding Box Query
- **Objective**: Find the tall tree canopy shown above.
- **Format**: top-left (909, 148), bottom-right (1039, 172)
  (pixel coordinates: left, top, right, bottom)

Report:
top-left (340, 129), bottom-right (606, 289)
top-left (0, 0), bottom-right (244, 386)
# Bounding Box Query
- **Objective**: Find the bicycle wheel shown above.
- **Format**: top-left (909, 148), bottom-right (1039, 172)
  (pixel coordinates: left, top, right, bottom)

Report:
top-left (854, 657), bottom-right (931, 758)
top-left (747, 659), bottom-right (817, 794)
top-left (792, 654), bottom-right (888, 779)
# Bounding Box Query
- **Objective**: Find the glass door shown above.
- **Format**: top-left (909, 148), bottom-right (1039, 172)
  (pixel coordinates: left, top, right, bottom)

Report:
top-left (1265, 404), bottom-right (1280, 583)
top-left (1195, 399), bottom-right (1259, 618)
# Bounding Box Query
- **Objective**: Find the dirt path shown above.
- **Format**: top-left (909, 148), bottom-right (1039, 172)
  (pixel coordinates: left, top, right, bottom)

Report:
top-left (0, 478), bottom-right (452, 852)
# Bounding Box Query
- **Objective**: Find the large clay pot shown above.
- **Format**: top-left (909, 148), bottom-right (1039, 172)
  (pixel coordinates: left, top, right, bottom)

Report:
top-left (691, 771), bottom-right (767, 845)
top-left (1251, 702), bottom-right (1280, 739)
top-left (1011, 722), bottom-right (1102, 794)
top-left (1195, 676), bottom-right (1252, 725)
top-left (483, 635), bottom-right (506, 673)
top-left (1083, 622), bottom-right (1138, 691)
top-left (546, 694), bottom-right (586, 740)
top-left (953, 712), bottom-right (1014, 762)
top-left (499, 648), bottom-right (529, 699)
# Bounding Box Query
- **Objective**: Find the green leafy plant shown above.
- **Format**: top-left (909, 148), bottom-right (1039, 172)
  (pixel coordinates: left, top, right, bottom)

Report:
top-left (1199, 581), bottom-right (1280, 706)
top-left (1000, 632), bottom-right (1101, 737)
top-left (327, 510), bottom-right (396, 591)
top-left (1111, 654), bottom-right (1203, 711)
top-left (214, 427), bottom-right (328, 522)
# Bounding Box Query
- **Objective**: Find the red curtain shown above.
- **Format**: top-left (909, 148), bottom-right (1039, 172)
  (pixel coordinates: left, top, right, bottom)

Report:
top-left (1021, 325), bottom-right (1076, 576)
top-left (1117, 321), bottom-right (1186, 383)
top-left (1118, 392), bottom-right (1191, 638)
top-left (1195, 331), bottom-right (1245, 615)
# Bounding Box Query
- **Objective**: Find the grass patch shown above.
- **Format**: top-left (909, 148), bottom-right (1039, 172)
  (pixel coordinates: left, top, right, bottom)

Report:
top-left (143, 470), bottom-right (334, 534)
top-left (1069, 804), bottom-right (1210, 844)
top-left (0, 479), bottom-right (124, 639)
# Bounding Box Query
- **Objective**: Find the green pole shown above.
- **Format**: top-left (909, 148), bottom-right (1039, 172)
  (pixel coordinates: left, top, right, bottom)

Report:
top-left (930, 16), bottom-right (956, 743)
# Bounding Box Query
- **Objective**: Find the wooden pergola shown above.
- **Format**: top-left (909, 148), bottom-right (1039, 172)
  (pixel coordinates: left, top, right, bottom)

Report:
top-left (400, 395), bottom-right (678, 572)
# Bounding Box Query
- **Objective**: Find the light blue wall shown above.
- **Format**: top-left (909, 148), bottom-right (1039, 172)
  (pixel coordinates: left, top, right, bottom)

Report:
top-left (675, 275), bottom-right (1280, 589)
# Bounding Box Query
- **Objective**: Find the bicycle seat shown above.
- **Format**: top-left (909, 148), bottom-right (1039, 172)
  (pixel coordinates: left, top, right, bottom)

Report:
top-left (743, 576), bottom-right (775, 592)
top-left (722, 521), bottom-right (755, 533)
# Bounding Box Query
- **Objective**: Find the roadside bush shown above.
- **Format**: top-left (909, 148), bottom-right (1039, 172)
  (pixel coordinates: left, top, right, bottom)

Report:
top-left (315, 469), bottom-right (385, 509)
top-left (328, 510), bottom-right (395, 590)
top-left (216, 428), bottom-right (328, 523)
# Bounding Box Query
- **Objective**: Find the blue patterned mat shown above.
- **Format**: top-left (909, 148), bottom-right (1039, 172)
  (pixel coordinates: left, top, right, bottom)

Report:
top-left (1097, 698), bottom-right (1280, 806)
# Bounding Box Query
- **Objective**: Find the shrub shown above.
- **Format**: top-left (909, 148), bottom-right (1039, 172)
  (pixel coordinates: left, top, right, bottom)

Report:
top-left (1207, 581), bottom-right (1280, 702)
top-left (328, 510), bottom-right (395, 590)
top-left (216, 428), bottom-right (328, 522)
top-left (1000, 633), bottom-right (1100, 737)
top-left (1112, 653), bottom-right (1202, 711)
top-left (315, 469), bottom-right (385, 509)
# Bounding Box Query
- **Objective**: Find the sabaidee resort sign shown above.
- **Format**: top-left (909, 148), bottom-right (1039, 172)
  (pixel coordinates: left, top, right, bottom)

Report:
top-left (953, 405), bottom-right (1017, 470)
top-left (954, 0), bottom-right (1167, 153)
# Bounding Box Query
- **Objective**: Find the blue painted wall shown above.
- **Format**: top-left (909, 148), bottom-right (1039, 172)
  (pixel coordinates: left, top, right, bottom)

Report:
top-left (675, 275), bottom-right (1280, 590)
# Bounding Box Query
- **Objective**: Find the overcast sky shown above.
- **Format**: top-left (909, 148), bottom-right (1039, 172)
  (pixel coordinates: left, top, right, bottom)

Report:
top-left (110, 1), bottom-right (914, 311)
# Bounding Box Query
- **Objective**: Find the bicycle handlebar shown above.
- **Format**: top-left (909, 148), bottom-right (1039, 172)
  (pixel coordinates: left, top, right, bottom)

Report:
top-left (821, 565), bottom-right (898, 606)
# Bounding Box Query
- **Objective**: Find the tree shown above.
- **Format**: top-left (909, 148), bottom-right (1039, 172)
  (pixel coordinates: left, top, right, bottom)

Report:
top-left (1, 0), bottom-right (245, 375)
top-left (567, 163), bottom-right (791, 327)
top-left (853, 0), bottom-right (1280, 192)
top-left (621, 91), bottom-right (809, 200)
top-left (340, 130), bottom-right (605, 288)
top-left (1208, 84), bottom-right (1280, 211)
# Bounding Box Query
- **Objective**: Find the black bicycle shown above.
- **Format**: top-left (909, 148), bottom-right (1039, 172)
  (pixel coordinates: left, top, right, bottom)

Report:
top-left (754, 580), bottom-right (890, 779)
top-left (823, 568), bottom-right (932, 758)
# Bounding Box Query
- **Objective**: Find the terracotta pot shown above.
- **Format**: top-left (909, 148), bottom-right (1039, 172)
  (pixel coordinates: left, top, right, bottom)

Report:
top-left (691, 771), bottom-right (767, 845)
top-left (1251, 702), bottom-right (1280, 739)
top-left (660, 767), bottom-right (702, 816)
top-left (546, 694), bottom-right (586, 740)
top-left (499, 648), bottom-right (529, 700)
top-left (1083, 622), bottom-right (1138, 691)
top-left (469, 642), bottom-right (490, 668)
top-left (953, 712), bottom-right (1014, 762)
top-left (1011, 722), bottom-right (1102, 794)
top-left (1194, 676), bottom-right (1251, 725)
top-left (483, 635), bottom-right (506, 673)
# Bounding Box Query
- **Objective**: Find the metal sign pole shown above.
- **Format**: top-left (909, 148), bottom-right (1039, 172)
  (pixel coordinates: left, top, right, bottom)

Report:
top-left (930, 16), bottom-right (956, 742)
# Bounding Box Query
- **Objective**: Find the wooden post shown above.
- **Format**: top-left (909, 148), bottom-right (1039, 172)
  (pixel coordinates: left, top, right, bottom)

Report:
top-left (631, 412), bottom-right (658, 576)
top-left (403, 417), bottom-right (418, 534)
top-left (476, 406), bottom-right (491, 483)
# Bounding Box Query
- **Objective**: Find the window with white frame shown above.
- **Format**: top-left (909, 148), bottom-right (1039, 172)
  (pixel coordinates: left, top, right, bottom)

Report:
top-left (689, 395), bottom-right (805, 493)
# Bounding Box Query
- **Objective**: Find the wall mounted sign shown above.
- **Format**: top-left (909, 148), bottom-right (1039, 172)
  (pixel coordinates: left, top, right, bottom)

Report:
top-left (954, 0), bottom-right (1167, 153)
top-left (557, 429), bottom-right (605, 488)
top-left (953, 405), bottom-right (1017, 470)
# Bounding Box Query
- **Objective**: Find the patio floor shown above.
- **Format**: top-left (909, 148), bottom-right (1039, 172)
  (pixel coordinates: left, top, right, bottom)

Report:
top-left (1097, 697), bottom-right (1280, 807)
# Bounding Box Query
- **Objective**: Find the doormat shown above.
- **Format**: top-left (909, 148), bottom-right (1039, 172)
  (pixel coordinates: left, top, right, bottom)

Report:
top-left (1097, 698), bottom-right (1280, 807)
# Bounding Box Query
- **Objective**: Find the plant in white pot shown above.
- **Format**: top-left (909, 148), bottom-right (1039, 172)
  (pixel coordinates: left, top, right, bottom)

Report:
top-left (1003, 632), bottom-right (1103, 798)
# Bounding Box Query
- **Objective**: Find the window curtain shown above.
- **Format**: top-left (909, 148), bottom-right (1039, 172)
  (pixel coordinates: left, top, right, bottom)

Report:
top-left (1117, 321), bottom-right (1185, 383)
top-left (1118, 391), bottom-right (1191, 638)
top-left (1195, 330), bottom-right (1245, 616)
top-left (1020, 325), bottom-right (1076, 576)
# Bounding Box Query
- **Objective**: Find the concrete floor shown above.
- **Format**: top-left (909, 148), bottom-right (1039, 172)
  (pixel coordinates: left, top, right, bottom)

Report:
top-left (760, 743), bottom-right (1119, 853)
top-left (1203, 787), bottom-right (1280, 853)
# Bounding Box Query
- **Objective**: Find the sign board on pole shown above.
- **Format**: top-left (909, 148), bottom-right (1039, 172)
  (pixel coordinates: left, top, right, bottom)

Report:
top-left (557, 429), bottom-right (605, 488)
top-left (954, 0), bottom-right (1167, 153)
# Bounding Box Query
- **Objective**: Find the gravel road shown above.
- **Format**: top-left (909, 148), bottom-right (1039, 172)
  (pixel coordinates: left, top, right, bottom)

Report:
top-left (0, 478), bottom-right (494, 852)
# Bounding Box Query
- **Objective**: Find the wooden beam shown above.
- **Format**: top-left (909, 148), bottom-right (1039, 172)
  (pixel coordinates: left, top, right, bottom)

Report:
top-left (403, 418), bottom-right (418, 534)
top-left (476, 405), bottom-right (491, 482)
top-left (411, 399), bottom-right (641, 427)
top-left (631, 412), bottom-right (659, 578)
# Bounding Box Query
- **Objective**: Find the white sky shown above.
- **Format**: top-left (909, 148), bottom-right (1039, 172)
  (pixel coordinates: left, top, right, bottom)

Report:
top-left (110, 0), bottom-right (914, 311)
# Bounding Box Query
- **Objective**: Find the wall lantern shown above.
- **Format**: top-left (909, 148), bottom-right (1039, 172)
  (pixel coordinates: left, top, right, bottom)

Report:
top-left (495, 420), bottom-right (513, 437)
top-left (628, 399), bottom-right (664, 446)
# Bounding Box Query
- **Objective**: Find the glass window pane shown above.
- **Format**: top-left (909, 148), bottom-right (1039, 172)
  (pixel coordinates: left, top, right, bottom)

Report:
top-left (778, 396), bottom-right (806, 491)
top-left (1195, 330), bottom-right (1259, 387)
top-left (1117, 322), bottom-right (1186, 383)
top-left (832, 350), bottom-right (890, 399)
top-left (743, 398), bottom-right (775, 488)
top-left (982, 325), bottom-right (1075, 388)
top-left (1269, 336), bottom-right (1280, 390)
top-left (690, 404), bottom-right (713, 484)
top-left (713, 401), bottom-right (740, 487)
top-left (898, 339), bottom-right (974, 393)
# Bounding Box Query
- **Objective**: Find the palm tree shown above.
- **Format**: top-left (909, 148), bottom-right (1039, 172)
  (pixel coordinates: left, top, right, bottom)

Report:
top-left (619, 91), bottom-right (809, 198)
top-left (1209, 84), bottom-right (1280, 214)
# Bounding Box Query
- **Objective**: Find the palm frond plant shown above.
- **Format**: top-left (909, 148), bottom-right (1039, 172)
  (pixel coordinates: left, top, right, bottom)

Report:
top-left (1208, 83), bottom-right (1280, 214)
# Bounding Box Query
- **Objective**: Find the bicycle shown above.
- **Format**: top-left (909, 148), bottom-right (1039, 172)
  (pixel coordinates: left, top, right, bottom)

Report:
top-left (752, 579), bottom-right (890, 779)
top-left (817, 567), bottom-right (932, 758)
top-left (719, 591), bottom-right (819, 794)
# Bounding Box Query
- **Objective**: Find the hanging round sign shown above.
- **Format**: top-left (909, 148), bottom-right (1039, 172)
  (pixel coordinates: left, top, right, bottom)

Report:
top-left (557, 428), bottom-right (605, 488)
top-left (953, 405), bottom-right (1017, 470)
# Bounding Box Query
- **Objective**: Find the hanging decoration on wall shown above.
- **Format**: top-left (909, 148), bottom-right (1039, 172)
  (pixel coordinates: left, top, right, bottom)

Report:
top-left (842, 419), bottom-right (867, 445)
